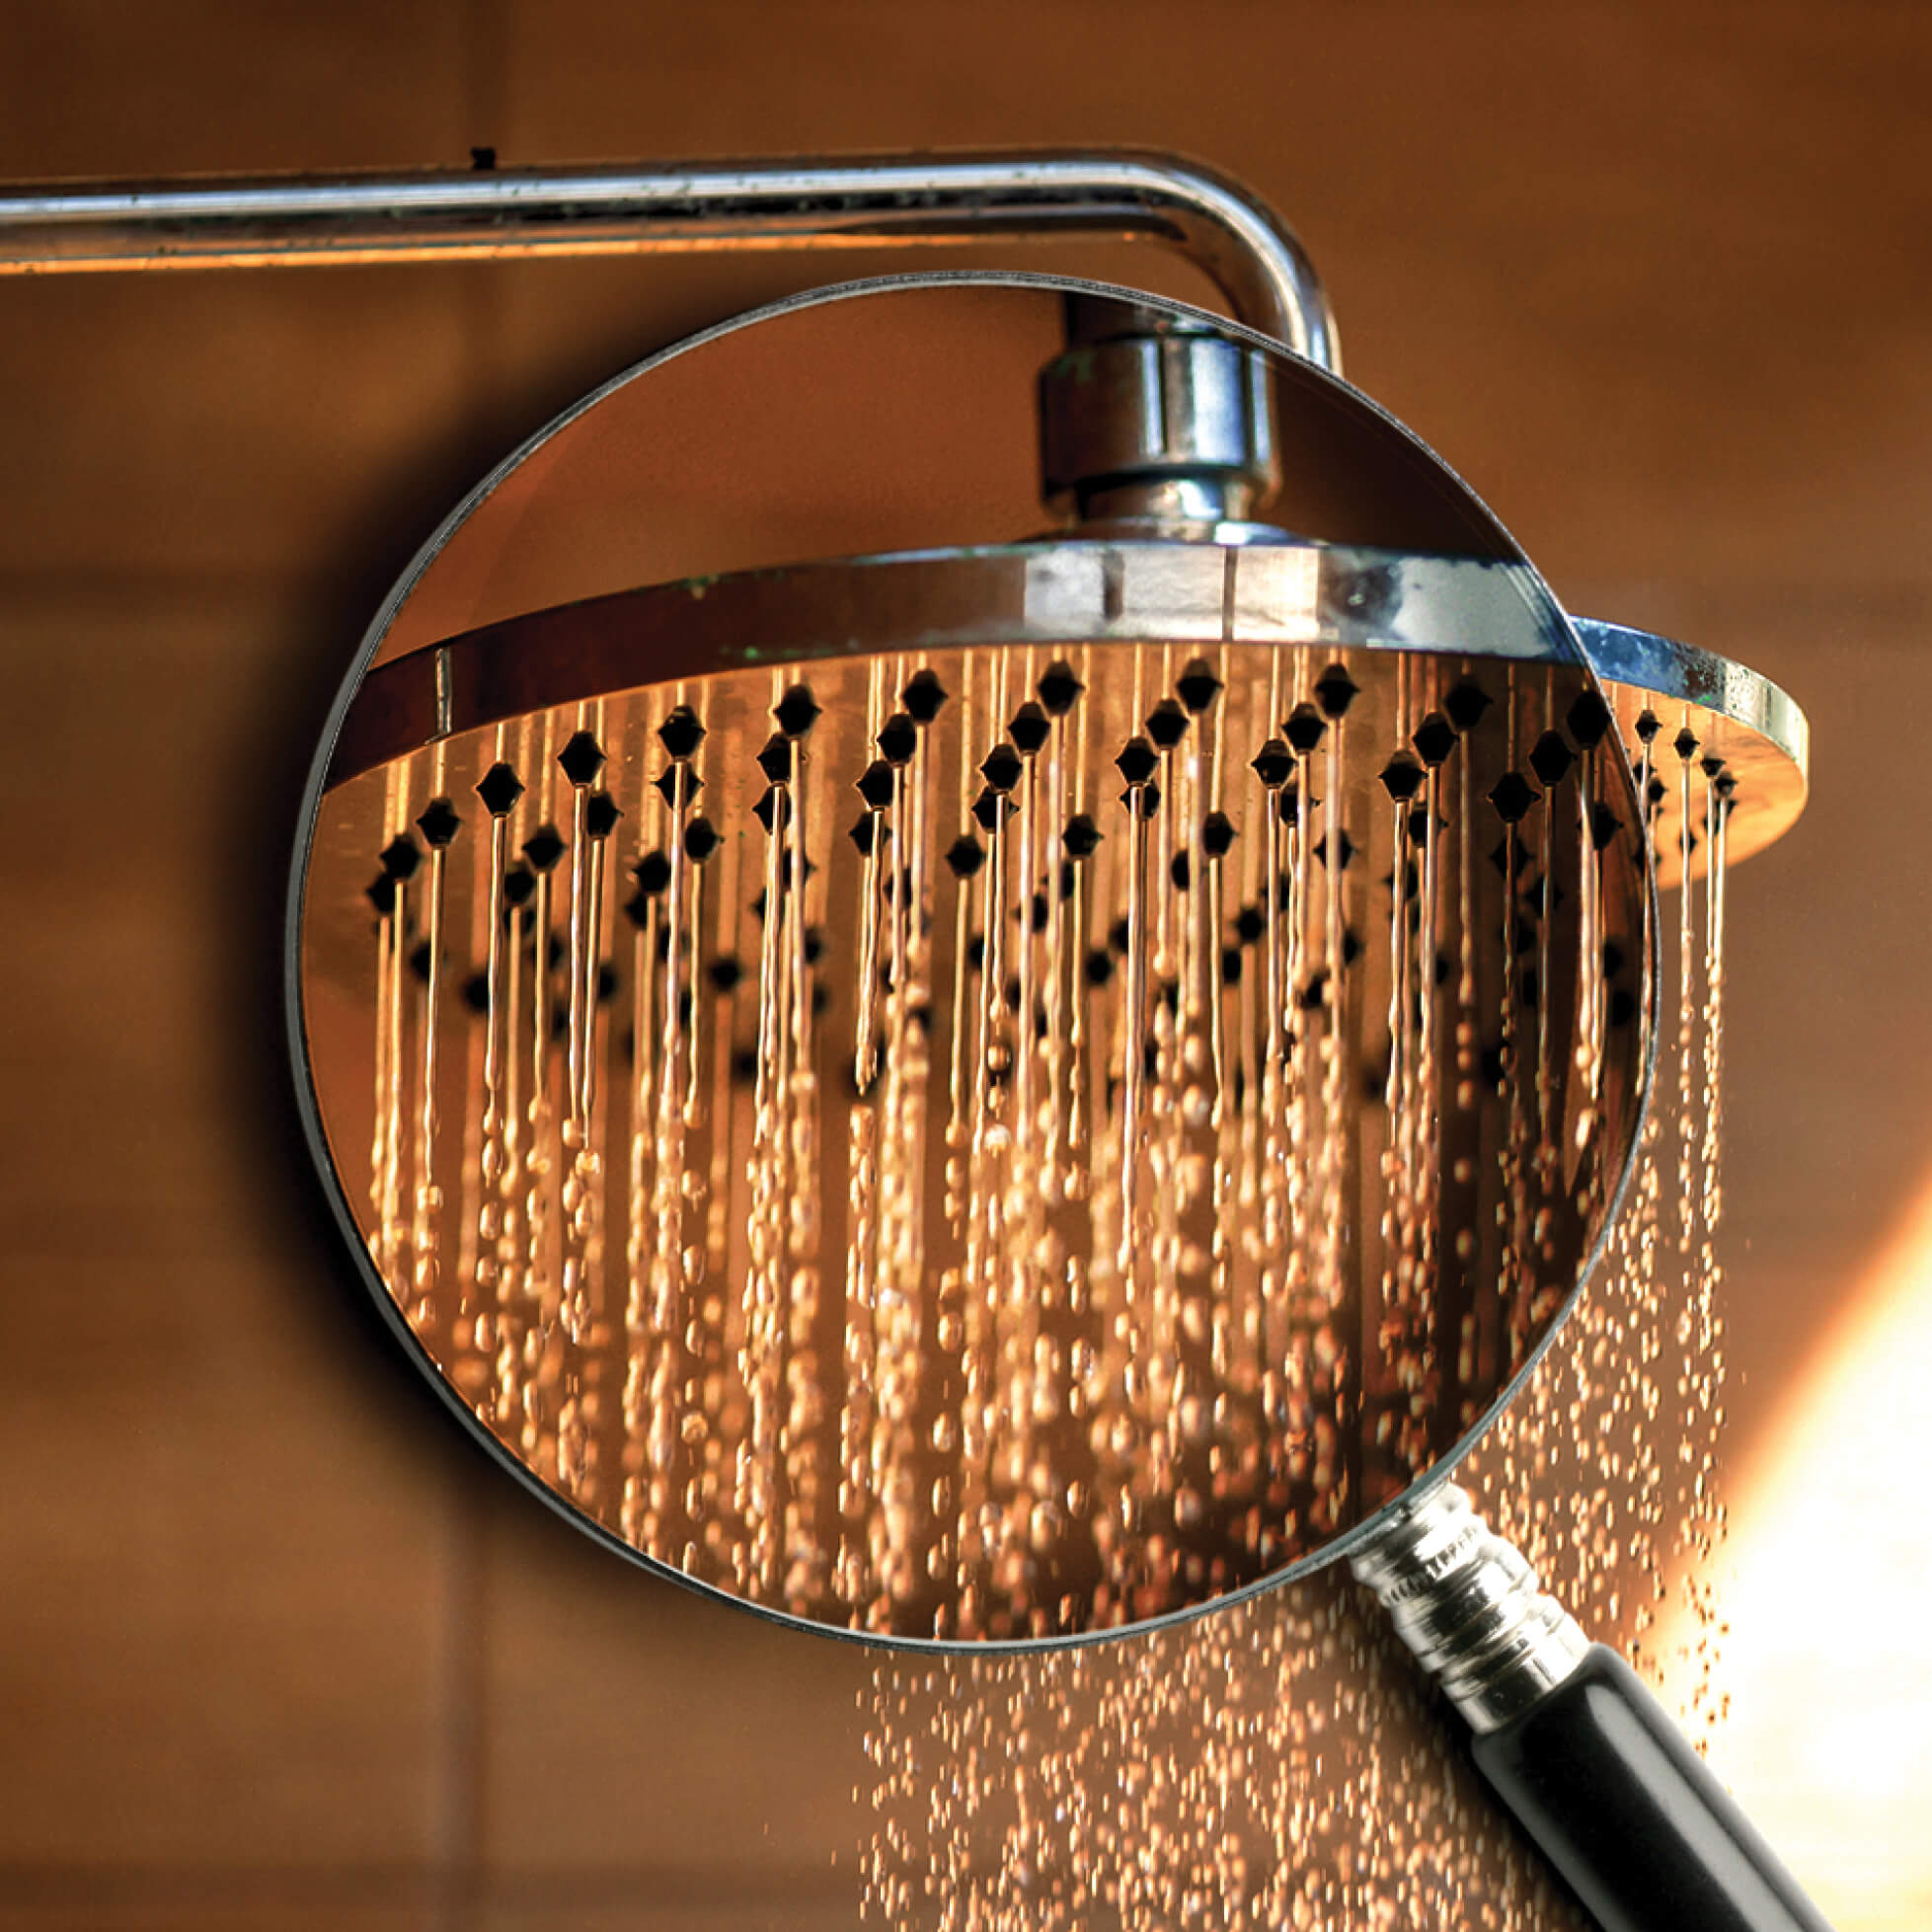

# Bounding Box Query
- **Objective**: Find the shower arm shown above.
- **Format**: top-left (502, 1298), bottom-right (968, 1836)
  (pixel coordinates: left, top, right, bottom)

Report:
top-left (0, 147), bottom-right (1338, 368)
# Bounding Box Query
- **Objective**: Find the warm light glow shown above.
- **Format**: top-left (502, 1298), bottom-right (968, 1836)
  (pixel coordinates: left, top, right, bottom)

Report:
top-left (1701, 1185), bottom-right (1932, 1930)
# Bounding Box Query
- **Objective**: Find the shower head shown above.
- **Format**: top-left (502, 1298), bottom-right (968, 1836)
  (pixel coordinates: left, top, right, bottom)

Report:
top-left (288, 274), bottom-right (1805, 1651)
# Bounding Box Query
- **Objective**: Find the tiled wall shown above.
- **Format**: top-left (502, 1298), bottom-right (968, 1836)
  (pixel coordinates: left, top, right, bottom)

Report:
top-left (2, 5), bottom-right (1927, 1926)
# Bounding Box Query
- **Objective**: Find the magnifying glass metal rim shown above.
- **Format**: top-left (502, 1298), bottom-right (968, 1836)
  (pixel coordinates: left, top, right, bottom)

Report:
top-left (284, 269), bottom-right (1662, 1655)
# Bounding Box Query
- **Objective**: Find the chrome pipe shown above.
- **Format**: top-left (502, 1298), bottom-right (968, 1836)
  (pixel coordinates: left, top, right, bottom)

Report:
top-left (0, 148), bottom-right (1338, 367)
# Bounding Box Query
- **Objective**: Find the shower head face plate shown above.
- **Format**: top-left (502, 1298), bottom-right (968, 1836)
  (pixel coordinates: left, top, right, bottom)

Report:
top-left (290, 276), bottom-right (1655, 1647)
top-left (1571, 617), bottom-right (1808, 891)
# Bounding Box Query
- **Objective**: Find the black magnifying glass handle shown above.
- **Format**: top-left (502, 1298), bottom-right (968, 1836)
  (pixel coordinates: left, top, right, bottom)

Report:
top-left (1351, 1486), bottom-right (1833, 1932)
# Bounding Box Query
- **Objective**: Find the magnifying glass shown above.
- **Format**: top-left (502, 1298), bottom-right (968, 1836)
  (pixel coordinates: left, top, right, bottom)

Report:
top-left (288, 278), bottom-right (1821, 1932)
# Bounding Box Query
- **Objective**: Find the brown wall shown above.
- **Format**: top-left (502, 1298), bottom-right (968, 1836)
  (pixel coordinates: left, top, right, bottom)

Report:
top-left (2, 5), bottom-right (1928, 1927)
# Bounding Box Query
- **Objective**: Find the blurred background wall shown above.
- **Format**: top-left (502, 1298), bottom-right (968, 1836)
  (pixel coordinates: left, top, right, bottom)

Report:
top-left (1, 4), bottom-right (1928, 1928)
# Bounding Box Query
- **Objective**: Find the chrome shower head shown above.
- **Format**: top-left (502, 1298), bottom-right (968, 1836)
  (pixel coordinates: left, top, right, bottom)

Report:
top-left (288, 275), bottom-right (1803, 1651)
